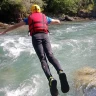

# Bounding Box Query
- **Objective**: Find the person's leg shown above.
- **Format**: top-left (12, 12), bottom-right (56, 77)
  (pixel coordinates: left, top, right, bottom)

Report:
top-left (32, 34), bottom-right (58, 96)
top-left (43, 34), bottom-right (69, 93)
top-left (42, 34), bottom-right (63, 74)
top-left (32, 35), bottom-right (52, 80)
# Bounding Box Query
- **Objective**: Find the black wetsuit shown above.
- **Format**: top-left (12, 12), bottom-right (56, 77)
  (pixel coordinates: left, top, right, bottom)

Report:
top-left (32, 32), bottom-right (63, 80)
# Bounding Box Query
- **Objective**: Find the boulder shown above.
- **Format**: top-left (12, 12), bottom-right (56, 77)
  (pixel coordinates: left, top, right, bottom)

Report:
top-left (60, 15), bottom-right (74, 21)
top-left (0, 22), bottom-right (9, 29)
top-left (74, 66), bottom-right (96, 96)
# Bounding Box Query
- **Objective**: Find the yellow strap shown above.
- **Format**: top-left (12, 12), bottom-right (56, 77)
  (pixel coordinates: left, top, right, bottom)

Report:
top-left (59, 70), bottom-right (63, 75)
top-left (49, 77), bottom-right (54, 87)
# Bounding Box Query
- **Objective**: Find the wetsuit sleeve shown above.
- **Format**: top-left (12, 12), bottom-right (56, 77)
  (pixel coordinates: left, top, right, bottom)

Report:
top-left (23, 18), bottom-right (28, 25)
top-left (46, 17), bottom-right (52, 24)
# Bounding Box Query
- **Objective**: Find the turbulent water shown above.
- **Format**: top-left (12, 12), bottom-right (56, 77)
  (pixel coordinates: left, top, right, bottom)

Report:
top-left (0, 21), bottom-right (96, 96)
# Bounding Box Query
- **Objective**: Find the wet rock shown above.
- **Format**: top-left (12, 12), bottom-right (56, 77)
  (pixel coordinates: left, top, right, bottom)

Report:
top-left (0, 22), bottom-right (9, 29)
top-left (0, 22), bottom-right (12, 29)
top-left (60, 15), bottom-right (74, 21)
top-left (65, 15), bottom-right (74, 21)
top-left (74, 66), bottom-right (96, 96)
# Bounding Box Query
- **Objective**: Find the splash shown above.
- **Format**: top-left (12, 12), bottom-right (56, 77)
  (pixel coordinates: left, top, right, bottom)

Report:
top-left (0, 75), bottom-right (42, 96)
top-left (0, 36), bottom-right (35, 58)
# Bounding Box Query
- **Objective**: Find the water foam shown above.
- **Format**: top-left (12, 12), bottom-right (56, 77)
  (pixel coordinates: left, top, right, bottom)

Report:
top-left (0, 75), bottom-right (42, 96)
top-left (64, 22), bottom-right (92, 34)
top-left (0, 36), bottom-right (35, 58)
top-left (51, 44), bottom-right (59, 48)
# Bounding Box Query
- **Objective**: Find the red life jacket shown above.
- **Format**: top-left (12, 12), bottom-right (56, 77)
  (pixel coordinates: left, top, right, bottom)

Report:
top-left (28, 13), bottom-right (48, 36)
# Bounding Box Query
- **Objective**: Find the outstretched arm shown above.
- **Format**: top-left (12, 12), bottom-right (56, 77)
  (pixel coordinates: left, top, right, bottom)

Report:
top-left (50, 19), bottom-right (61, 24)
top-left (0, 21), bottom-right (26, 35)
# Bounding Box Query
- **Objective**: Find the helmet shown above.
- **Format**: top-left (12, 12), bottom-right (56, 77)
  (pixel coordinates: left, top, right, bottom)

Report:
top-left (31, 4), bottom-right (41, 13)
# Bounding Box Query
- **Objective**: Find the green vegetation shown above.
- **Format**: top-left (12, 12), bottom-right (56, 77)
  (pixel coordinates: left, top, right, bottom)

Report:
top-left (43, 0), bottom-right (94, 15)
top-left (43, 0), bottom-right (79, 15)
top-left (0, 0), bottom-right (26, 23)
top-left (0, 0), bottom-right (96, 23)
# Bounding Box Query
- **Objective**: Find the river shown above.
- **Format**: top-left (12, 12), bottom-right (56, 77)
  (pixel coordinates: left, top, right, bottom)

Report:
top-left (0, 21), bottom-right (96, 96)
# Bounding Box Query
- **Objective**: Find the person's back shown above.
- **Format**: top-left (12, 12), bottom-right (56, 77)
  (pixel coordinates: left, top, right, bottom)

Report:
top-left (28, 12), bottom-right (48, 36)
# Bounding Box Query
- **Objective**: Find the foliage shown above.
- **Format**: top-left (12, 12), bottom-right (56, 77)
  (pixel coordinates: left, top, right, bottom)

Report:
top-left (0, 0), bottom-right (26, 23)
top-left (94, 0), bottom-right (96, 4)
top-left (42, 0), bottom-right (94, 16)
top-left (0, 0), bottom-right (96, 23)
top-left (78, 0), bottom-right (94, 11)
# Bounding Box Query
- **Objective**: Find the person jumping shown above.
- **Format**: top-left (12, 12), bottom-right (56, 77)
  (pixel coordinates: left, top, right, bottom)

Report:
top-left (0, 4), bottom-right (69, 96)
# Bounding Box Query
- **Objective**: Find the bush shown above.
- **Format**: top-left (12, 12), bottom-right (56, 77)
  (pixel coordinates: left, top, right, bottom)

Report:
top-left (0, 0), bottom-right (25, 23)
top-left (43, 0), bottom-right (94, 16)
top-left (43, 0), bottom-right (80, 15)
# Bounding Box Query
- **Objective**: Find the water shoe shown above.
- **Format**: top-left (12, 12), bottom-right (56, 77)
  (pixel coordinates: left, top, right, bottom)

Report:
top-left (49, 77), bottom-right (58, 96)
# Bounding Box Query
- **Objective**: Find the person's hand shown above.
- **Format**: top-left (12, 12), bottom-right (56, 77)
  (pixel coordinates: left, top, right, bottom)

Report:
top-left (57, 20), bottom-right (61, 24)
top-left (51, 19), bottom-right (61, 24)
top-left (0, 31), bottom-right (6, 35)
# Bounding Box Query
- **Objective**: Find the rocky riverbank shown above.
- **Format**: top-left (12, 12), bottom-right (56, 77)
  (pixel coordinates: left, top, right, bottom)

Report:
top-left (0, 16), bottom-right (96, 30)
top-left (0, 22), bottom-right (13, 29)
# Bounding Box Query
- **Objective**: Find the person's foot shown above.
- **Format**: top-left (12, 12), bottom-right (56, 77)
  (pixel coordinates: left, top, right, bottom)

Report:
top-left (49, 77), bottom-right (58, 96)
top-left (59, 72), bottom-right (69, 93)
